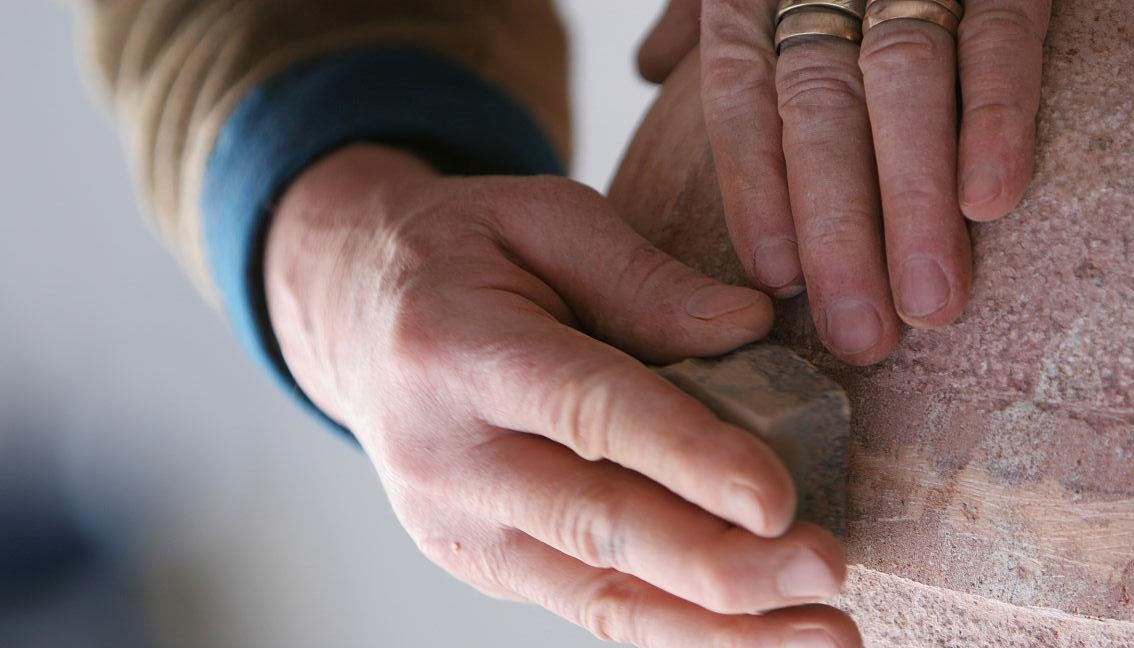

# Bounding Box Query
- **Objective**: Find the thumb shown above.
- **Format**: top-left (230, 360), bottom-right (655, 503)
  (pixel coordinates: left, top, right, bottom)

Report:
top-left (638, 0), bottom-right (702, 84)
top-left (493, 178), bottom-right (773, 364)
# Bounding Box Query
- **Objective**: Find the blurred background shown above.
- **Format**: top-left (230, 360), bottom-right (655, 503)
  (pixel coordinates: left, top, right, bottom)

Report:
top-left (0, 2), bottom-right (666, 646)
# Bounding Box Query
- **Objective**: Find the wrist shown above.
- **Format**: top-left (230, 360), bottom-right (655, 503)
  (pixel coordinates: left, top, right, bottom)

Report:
top-left (263, 144), bottom-right (436, 423)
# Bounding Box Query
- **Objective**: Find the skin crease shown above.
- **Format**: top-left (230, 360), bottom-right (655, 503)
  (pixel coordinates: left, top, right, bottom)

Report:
top-left (638, 0), bottom-right (1052, 361)
top-left (264, 145), bottom-right (863, 648)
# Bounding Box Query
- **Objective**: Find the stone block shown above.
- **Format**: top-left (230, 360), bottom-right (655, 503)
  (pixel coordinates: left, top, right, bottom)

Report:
top-left (656, 344), bottom-right (850, 535)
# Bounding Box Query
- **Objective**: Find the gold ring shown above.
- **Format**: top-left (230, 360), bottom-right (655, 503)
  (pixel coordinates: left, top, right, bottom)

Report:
top-left (776, 0), bottom-right (867, 22)
top-left (775, 10), bottom-right (864, 51)
top-left (863, 0), bottom-right (964, 37)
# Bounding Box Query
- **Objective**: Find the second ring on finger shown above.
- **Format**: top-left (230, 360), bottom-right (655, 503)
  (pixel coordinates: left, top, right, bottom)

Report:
top-left (772, 0), bottom-right (901, 363)
top-left (858, 0), bottom-right (973, 327)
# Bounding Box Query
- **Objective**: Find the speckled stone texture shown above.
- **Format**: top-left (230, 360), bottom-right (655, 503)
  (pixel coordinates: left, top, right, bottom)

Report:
top-left (838, 567), bottom-right (1134, 647)
top-left (609, 0), bottom-right (1134, 638)
top-left (656, 344), bottom-right (850, 535)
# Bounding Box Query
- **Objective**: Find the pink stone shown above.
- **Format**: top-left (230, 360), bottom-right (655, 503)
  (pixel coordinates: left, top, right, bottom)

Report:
top-left (610, 0), bottom-right (1134, 634)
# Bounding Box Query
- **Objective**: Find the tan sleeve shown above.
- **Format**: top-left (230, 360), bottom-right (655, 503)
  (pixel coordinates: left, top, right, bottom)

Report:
top-left (78, 0), bottom-right (570, 301)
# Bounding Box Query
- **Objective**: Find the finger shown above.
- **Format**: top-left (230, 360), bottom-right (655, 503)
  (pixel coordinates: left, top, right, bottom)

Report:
top-left (464, 309), bottom-right (797, 538)
top-left (462, 433), bottom-right (844, 614)
top-left (639, 0), bottom-right (703, 83)
top-left (776, 36), bottom-right (901, 364)
top-left (494, 530), bottom-right (862, 648)
top-left (700, 4), bottom-right (805, 298)
top-left (859, 10), bottom-right (973, 328)
top-left (489, 177), bottom-right (773, 364)
top-left (957, 0), bottom-right (1052, 221)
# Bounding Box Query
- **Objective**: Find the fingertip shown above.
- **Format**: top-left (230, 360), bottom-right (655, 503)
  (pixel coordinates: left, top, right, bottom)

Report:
top-left (959, 113), bottom-right (1039, 222)
top-left (833, 331), bottom-right (900, 367)
top-left (725, 482), bottom-right (791, 539)
top-left (757, 478), bottom-right (799, 540)
top-left (959, 162), bottom-right (1005, 220)
top-left (725, 290), bottom-right (776, 341)
top-left (898, 302), bottom-right (965, 330)
top-left (719, 434), bottom-right (798, 538)
top-left (756, 453), bottom-right (799, 539)
top-left (751, 239), bottom-right (807, 298)
top-left (960, 159), bottom-right (1034, 222)
top-left (637, 0), bottom-right (700, 84)
top-left (793, 523), bottom-right (847, 584)
top-left (894, 255), bottom-right (972, 330)
top-left (637, 40), bottom-right (669, 84)
top-left (766, 526), bottom-right (847, 608)
top-left (817, 298), bottom-right (901, 366)
top-left (684, 284), bottom-right (775, 339)
top-left (780, 604), bottom-right (864, 648)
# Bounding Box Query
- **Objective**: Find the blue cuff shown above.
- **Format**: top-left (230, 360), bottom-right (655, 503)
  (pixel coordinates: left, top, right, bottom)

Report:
top-left (201, 48), bottom-right (566, 440)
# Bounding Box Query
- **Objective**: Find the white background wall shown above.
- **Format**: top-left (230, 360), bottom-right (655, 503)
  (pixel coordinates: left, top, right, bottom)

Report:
top-left (0, 2), bottom-right (670, 646)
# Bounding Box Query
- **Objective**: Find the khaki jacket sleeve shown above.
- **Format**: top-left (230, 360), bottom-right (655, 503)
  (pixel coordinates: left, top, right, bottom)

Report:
top-left (78, 0), bottom-right (570, 300)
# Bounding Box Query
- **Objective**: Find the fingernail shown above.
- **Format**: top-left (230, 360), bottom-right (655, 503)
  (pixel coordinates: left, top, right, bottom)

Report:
top-left (726, 483), bottom-right (769, 536)
top-left (685, 284), bottom-right (763, 320)
top-left (898, 257), bottom-right (951, 319)
top-left (784, 628), bottom-right (841, 648)
top-left (776, 548), bottom-right (841, 600)
top-left (824, 299), bottom-right (882, 355)
top-left (961, 164), bottom-right (1002, 208)
top-left (752, 240), bottom-right (804, 293)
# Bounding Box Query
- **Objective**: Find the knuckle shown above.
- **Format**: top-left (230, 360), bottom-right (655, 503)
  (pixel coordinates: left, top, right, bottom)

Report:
top-left (961, 4), bottom-right (1044, 47)
top-left (777, 62), bottom-right (866, 115)
top-left (885, 186), bottom-right (947, 215)
top-left (860, 24), bottom-right (944, 70)
top-left (963, 97), bottom-right (1035, 127)
top-left (702, 50), bottom-right (778, 123)
top-left (800, 208), bottom-right (878, 252)
top-left (557, 479), bottom-right (630, 568)
top-left (547, 362), bottom-right (636, 460)
top-left (579, 572), bottom-right (640, 643)
top-left (703, 1), bottom-right (769, 46)
top-left (613, 242), bottom-right (680, 308)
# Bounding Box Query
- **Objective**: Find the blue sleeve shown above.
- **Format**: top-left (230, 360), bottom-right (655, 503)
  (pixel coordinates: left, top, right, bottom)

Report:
top-left (200, 47), bottom-right (567, 441)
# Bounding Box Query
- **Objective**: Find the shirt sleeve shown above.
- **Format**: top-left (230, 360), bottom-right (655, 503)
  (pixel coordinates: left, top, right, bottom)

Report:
top-left (76, 0), bottom-right (571, 439)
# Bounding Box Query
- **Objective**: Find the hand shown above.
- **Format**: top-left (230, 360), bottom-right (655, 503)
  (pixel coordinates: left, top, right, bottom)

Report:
top-left (639, 0), bottom-right (1052, 364)
top-left (263, 145), bottom-right (861, 647)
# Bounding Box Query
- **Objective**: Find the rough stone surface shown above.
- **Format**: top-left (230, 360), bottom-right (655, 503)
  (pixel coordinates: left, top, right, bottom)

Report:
top-left (611, 0), bottom-right (1134, 631)
top-left (656, 344), bottom-right (850, 534)
top-left (838, 566), bottom-right (1134, 647)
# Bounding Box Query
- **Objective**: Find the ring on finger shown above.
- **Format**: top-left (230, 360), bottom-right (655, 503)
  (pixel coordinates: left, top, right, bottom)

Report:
top-left (774, 1), bottom-right (867, 51)
top-left (863, 0), bottom-right (965, 38)
top-left (776, 0), bottom-right (867, 22)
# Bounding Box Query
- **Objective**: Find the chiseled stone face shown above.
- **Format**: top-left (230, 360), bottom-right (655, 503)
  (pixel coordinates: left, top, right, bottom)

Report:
top-left (609, 0), bottom-right (1133, 626)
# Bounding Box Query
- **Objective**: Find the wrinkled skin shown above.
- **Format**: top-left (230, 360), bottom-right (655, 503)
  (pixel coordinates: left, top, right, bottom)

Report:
top-left (264, 144), bottom-right (863, 648)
